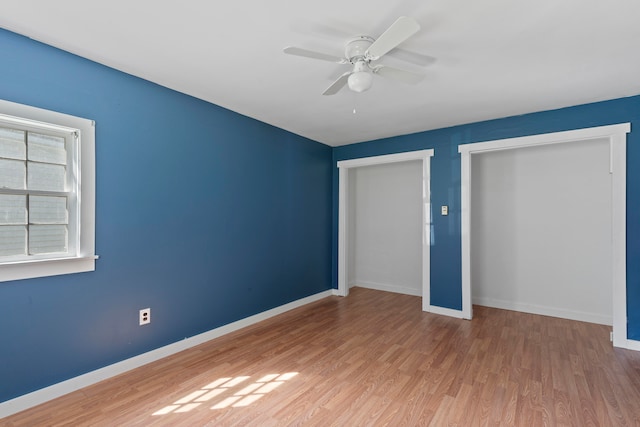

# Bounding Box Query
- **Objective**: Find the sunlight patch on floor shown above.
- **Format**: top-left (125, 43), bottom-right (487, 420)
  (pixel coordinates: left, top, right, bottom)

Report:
top-left (152, 372), bottom-right (298, 416)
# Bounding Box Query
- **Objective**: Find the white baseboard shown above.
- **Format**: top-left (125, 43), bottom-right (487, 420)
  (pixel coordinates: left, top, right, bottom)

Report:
top-left (352, 281), bottom-right (421, 297)
top-left (473, 297), bottom-right (612, 326)
top-left (625, 339), bottom-right (640, 351)
top-left (0, 289), bottom-right (335, 419)
top-left (350, 282), bottom-right (464, 319)
top-left (427, 305), bottom-right (466, 319)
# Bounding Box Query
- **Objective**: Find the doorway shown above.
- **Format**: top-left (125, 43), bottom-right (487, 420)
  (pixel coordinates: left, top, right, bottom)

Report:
top-left (471, 139), bottom-right (612, 324)
top-left (337, 149), bottom-right (434, 311)
top-left (459, 123), bottom-right (630, 348)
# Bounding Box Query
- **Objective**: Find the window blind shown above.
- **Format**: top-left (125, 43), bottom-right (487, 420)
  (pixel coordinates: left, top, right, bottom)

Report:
top-left (0, 125), bottom-right (69, 256)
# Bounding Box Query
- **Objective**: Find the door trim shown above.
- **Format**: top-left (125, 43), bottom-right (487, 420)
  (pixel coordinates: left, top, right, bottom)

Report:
top-left (337, 149), bottom-right (434, 311)
top-left (458, 123), bottom-right (631, 348)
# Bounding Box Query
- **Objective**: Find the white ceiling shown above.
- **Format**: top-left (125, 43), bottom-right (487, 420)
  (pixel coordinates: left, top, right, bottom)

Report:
top-left (2, 1), bottom-right (640, 147)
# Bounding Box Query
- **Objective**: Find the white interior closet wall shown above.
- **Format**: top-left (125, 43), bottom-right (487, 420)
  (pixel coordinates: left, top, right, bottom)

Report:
top-left (347, 160), bottom-right (422, 296)
top-left (470, 138), bottom-right (612, 325)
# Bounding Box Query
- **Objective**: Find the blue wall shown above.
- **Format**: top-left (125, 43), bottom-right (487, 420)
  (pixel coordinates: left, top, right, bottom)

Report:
top-left (2, 24), bottom-right (640, 405)
top-left (0, 29), bottom-right (332, 402)
top-left (333, 96), bottom-right (640, 341)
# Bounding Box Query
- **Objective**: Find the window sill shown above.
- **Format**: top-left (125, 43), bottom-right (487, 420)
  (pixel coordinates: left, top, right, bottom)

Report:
top-left (0, 255), bottom-right (98, 283)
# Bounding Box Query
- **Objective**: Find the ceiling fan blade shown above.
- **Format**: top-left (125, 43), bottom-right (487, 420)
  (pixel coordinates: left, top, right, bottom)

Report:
top-left (283, 46), bottom-right (347, 64)
top-left (322, 72), bottom-right (351, 95)
top-left (373, 65), bottom-right (425, 85)
top-left (387, 48), bottom-right (436, 67)
top-left (366, 16), bottom-right (420, 61)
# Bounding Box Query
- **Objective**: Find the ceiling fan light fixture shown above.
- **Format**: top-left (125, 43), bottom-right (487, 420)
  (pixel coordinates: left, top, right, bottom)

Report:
top-left (348, 70), bottom-right (373, 93)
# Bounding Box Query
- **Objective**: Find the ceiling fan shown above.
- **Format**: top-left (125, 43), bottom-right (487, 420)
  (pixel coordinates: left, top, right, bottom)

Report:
top-left (284, 16), bottom-right (426, 95)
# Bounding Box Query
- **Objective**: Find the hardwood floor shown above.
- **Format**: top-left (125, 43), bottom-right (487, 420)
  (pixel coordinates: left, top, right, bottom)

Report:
top-left (3, 287), bottom-right (640, 426)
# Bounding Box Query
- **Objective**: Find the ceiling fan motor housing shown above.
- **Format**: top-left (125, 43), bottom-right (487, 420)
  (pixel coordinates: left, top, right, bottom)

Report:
top-left (345, 36), bottom-right (374, 63)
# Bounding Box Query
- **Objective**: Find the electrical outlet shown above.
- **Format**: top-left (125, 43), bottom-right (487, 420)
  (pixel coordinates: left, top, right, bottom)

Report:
top-left (139, 308), bottom-right (151, 325)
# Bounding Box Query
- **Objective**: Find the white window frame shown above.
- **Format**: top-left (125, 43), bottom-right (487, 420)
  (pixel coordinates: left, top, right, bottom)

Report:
top-left (0, 99), bottom-right (96, 282)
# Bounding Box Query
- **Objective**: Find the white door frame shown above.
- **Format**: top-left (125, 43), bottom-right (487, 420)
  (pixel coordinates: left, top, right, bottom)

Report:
top-left (458, 123), bottom-right (631, 348)
top-left (337, 149), bottom-right (434, 311)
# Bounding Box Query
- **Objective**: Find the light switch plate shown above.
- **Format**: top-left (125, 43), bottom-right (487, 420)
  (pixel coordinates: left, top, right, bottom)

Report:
top-left (441, 205), bottom-right (448, 216)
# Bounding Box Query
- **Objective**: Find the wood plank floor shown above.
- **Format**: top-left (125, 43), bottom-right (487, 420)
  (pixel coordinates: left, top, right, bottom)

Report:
top-left (3, 287), bottom-right (640, 426)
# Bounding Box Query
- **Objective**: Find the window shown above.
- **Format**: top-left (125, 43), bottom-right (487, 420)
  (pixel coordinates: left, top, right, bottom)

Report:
top-left (0, 99), bottom-right (96, 282)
